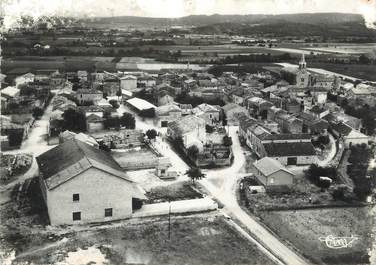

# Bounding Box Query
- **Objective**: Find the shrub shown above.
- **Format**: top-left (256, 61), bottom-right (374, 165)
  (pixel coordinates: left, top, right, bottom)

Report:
top-left (223, 135), bottom-right (233, 146)
top-left (146, 129), bottom-right (158, 140)
top-left (206, 125), bottom-right (214, 133)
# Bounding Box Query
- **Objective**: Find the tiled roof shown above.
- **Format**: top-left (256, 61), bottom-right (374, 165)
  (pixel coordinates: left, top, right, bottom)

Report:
top-left (168, 115), bottom-right (205, 135)
top-left (263, 142), bottom-right (316, 157)
top-left (36, 139), bottom-right (133, 190)
top-left (254, 157), bottom-right (294, 177)
top-left (263, 134), bottom-right (311, 141)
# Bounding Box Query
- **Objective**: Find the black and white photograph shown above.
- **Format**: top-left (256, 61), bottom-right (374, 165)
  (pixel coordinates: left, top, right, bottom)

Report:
top-left (0, 0), bottom-right (376, 264)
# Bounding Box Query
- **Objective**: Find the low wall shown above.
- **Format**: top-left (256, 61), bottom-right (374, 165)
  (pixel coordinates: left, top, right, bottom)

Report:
top-left (132, 197), bottom-right (218, 218)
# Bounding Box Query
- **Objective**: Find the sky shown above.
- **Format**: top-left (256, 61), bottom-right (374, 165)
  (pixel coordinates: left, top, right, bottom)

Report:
top-left (1, 0), bottom-right (376, 29)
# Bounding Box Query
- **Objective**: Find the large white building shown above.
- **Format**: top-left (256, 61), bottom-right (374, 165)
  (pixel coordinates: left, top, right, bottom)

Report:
top-left (120, 75), bottom-right (137, 92)
top-left (36, 139), bottom-right (145, 225)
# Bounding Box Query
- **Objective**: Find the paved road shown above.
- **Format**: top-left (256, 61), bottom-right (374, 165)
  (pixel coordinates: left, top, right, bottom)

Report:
top-left (117, 105), bottom-right (310, 265)
top-left (1, 101), bottom-right (56, 193)
top-left (201, 127), bottom-right (310, 265)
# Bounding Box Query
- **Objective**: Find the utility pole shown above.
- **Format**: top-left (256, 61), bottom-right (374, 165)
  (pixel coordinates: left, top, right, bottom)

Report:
top-left (168, 199), bottom-right (171, 240)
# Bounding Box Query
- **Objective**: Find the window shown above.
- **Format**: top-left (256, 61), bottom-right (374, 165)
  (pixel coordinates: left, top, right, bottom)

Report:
top-left (270, 177), bottom-right (275, 184)
top-left (105, 208), bottom-right (113, 217)
top-left (209, 114), bottom-right (213, 119)
top-left (73, 193), bottom-right (79, 202)
top-left (161, 169), bottom-right (166, 174)
top-left (73, 212), bottom-right (81, 221)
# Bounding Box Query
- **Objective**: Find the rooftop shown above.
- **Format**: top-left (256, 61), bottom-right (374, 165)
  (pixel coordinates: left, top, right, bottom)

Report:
top-left (263, 142), bottom-right (316, 157)
top-left (254, 157), bottom-right (294, 177)
top-left (36, 139), bottom-right (133, 190)
top-left (126, 97), bottom-right (156, 111)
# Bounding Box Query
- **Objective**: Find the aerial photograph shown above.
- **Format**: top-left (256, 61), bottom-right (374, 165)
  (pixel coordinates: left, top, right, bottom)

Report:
top-left (0, 0), bottom-right (376, 264)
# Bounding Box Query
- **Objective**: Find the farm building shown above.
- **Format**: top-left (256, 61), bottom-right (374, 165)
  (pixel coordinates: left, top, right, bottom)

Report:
top-left (36, 139), bottom-right (146, 225)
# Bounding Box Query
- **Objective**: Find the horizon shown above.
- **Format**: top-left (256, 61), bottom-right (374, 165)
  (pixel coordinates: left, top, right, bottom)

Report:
top-left (1, 0), bottom-right (376, 30)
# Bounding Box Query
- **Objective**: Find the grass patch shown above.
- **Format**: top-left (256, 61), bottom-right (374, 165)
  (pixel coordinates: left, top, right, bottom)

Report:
top-left (258, 207), bottom-right (373, 264)
top-left (145, 182), bottom-right (203, 203)
top-left (8, 215), bottom-right (275, 265)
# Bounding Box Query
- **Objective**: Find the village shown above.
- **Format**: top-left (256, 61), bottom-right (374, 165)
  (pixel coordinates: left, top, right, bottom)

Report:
top-left (1, 49), bottom-right (376, 264)
top-left (1, 10), bottom-right (376, 265)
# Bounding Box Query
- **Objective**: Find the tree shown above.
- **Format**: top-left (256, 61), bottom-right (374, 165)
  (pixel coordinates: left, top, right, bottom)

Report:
top-left (187, 145), bottom-right (199, 159)
top-left (62, 109), bottom-right (87, 132)
top-left (32, 107), bottom-right (44, 119)
top-left (116, 90), bottom-right (122, 100)
top-left (206, 124), bottom-right (214, 133)
top-left (8, 129), bottom-right (24, 147)
top-left (146, 129), bottom-right (158, 140)
top-left (304, 164), bottom-right (337, 186)
top-left (185, 167), bottom-right (206, 183)
top-left (104, 117), bottom-right (121, 130)
top-left (120, 112), bottom-right (135, 129)
top-left (109, 99), bottom-right (120, 109)
top-left (223, 135), bottom-right (233, 146)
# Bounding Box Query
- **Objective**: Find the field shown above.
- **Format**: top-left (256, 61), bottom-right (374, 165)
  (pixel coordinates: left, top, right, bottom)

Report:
top-left (258, 207), bottom-right (374, 264)
top-left (309, 63), bottom-right (376, 81)
top-left (1, 191), bottom-right (275, 265)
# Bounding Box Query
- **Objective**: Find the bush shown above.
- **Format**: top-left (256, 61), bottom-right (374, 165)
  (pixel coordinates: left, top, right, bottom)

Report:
top-left (206, 125), bottom-right (214, 133)
top-left (146, 129), bottom-right (157, 140)
top-left (32, 107), bottom-right (44, 119)
top-left (62, 109), bottom-right (87, 132)
top-left (304, 164), bottom-right (337, 187)
top-left (109, 99), bottom-right (120, 109)
top-left (8, 129), bottom-right (24, 147)
top-left (187, 145), bottom-right (199, 159)
top-left (223, 135), bottom-right (233, 146)
top-left (120, 112), bottom-right (135, 129)
top-left (104, 117), bottom-right (121, 129)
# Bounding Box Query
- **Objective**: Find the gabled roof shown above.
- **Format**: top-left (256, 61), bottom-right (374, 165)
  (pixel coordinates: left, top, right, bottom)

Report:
top-left (1, 86), bottom-right (20, 98)
top-left (263, 142), bottom-right (316, 157)
top-left (156, 104), bottom-right (182, 115)
top-left (263, 134), bottom-right (311, 141)
top-left (168, 115), bottom-right (205, 135)
top-left (36, 140), bottom-right (133, 190)
top-left (254, 157), bottom-right (294, 177)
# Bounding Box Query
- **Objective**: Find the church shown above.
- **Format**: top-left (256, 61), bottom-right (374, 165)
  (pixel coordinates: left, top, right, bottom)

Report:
top-left (295, 54), bottom-right (310, 88)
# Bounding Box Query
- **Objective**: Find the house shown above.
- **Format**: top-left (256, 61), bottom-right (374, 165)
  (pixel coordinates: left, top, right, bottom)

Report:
top-left (126, 97), bottom-right (156, 112)
top-left (273, 110), bottom-right (303, 134)
top-left (156, 90), bottom-right (174, 106)
top-left (86, 114), bottom-right (105, 133)
top-left (246, 97), bottom-right (273, 118)
top-left (15, 73), bottom-right (35, 88)
top-left (307, 105), bottom-right (330, 119)
top-left (260, 141), bottom-right (317, 166)
top-left (179, 104), bottom-right (193, 115)
top-left (103, 79), bottom-right (120, 96)
top-left (167, 115), bottom-right (206, 151)
top-left (101, 130), bottom-right (144, 149)
top-left (310, 87), bottom-right (328, 104)
top-left (120, 75), bottom-right (137, 91)
top-left (221, 103), bottom-right (249, 125)
top-left (156, 104), bottom-right (182, 127)
top-left (192, 103), bottom-right (221, 125)
top-left (75, 89), bottom-right (103, 104)
top-left (330, 122), bottom-right (370, 148)
top-left (137, 75), bottom-right (156, 88)
top-left (59, 130), bottom-right (98, 147)
top-left (36, 139), bottom-right (145, 225)
top-left (1, 86), bottom-right (20, 100)
top-left (253, 157), bottom-right (295, 190)
top-left (298, 112), bottom-right (329, 134)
